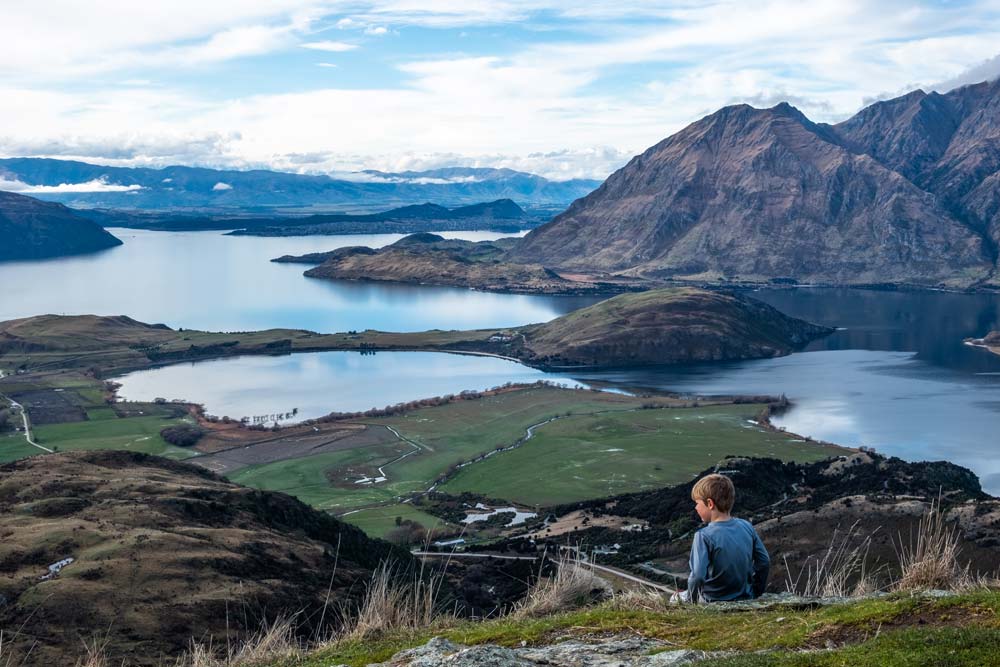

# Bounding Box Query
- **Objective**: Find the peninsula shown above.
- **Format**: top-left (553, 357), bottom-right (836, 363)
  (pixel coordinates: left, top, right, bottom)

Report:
top-left (966, 331), bottom-right (1000, 357)
top-left (276, 233), bottom-right (639, 294)
top-left (0, 190), bottom-right (122, 261)
top-left (0, 288), bottom-right (829, 376)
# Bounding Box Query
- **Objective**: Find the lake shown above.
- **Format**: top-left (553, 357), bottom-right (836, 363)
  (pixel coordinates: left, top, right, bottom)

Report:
top-left (0, 228), bottom-right (597, 332)
top-left (4, 231), bottom-right (1000, 491)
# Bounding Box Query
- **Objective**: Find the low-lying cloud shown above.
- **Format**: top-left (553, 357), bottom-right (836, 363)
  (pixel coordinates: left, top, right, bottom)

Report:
top-left (0, 177), bottom-right (143, 193)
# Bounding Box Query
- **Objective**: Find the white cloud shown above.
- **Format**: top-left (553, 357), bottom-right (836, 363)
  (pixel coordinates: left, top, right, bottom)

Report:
top-left (212, 182), bottom-right (233, 190)
top-left (316, 62), bottom-right (339, 68)
top-left (0, 177), bottom-right (144, 193)
top-left (364, 25), bottom-right (389, 35)
top-left (301, 40), bottom-right (358, 52)
top-left (2, 1), bottom-right (1000, 180)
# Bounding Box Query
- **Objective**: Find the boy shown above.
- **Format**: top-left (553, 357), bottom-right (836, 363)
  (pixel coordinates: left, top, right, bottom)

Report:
top-left (681, 473), bottom-right (770, 603)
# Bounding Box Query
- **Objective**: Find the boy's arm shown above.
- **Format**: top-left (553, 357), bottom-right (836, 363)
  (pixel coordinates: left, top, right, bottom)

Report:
top-left (750, 527), bottom-right (770, 598)
top-left (687, 531), bottom-right (708, 603)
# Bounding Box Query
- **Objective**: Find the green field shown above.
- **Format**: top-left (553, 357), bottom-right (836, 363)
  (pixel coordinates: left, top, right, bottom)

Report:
top-left (342, 503), bottom-right (454, 538)
top-left (230, 387), bottom-right (847, 530)
top-left (439, 404), bottom-right (845, 505)
top-left (230, 386), bottom-right (673, 513)
top-left (32, 414), bottom-right (198, 460)
top-left (0, 433), bottom-right (46, 463)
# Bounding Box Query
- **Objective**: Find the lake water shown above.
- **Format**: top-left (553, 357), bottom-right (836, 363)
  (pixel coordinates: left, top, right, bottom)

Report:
top-left (115, 351), bottom-right (580, 423)
top-left (3, 231), bottom-right (1000, 491)
top-left (0, 228), bottom-right (596, 332)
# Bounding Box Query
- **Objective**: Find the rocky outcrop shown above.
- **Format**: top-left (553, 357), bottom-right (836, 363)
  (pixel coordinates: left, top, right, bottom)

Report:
top-left (514, 81), bottom-right (1000, 288)
top-left (367, 636), bottom-right (709, 667)
top-left (0, 190), bottom-right (122, 260)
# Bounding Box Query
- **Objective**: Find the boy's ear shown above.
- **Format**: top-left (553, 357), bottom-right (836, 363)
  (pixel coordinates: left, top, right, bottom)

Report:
top-left (705, 498), bottom-right (715, 510)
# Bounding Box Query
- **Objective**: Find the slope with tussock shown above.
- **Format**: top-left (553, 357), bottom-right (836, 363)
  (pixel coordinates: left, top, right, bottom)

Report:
top-left (0, 450), bottom-right (410, 666)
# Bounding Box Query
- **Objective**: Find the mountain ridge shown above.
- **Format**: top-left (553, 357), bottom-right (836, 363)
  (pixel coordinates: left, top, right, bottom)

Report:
top-left (0, 158), bottom-right (600, 211)
top-left (513, 80), bottom-right (1000, 289)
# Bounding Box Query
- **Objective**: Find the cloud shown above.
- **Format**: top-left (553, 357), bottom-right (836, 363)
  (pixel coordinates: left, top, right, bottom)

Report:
top-left (0, 177), bottom-right (143, 193)
top-left (364, 25), bottom-right (389, 36)
top-left (212, 182), bottom-right (233, 190)
top-left (3, 1), bottom-right (1000, 181)
top-left (301, 40), bottom-right (357, 53)
top-left (932, 52), bottom-right (1000, 92)
top-left (316, 62), bottom-right (339, 68)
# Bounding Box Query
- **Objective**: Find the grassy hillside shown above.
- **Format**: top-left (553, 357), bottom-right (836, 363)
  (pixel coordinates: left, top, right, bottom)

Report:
top-left (519, 288), bottom-right (833, 368)
top-left (296, 590), bottom-right (1000, 666)
top-left (0, 450), bottom-right (410, 666)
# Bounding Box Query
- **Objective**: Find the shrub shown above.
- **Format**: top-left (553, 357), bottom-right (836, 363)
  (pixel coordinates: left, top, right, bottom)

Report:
top-left (160, 423), bottom-right (206, 447)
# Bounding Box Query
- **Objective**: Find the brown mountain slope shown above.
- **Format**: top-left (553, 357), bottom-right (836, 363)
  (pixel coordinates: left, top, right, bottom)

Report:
top-left (0, 190), bottom-right (122, 260)
top-left (514, 85), bottom-right (1000, 288)
top-left (836, 79), bottom-right (1000, 267)
top-left (0, 450), bottom-right (409, 666)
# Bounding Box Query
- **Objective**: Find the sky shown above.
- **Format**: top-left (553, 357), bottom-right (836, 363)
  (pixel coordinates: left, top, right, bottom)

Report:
top-left (1, 0), bottom-right (1000, 181)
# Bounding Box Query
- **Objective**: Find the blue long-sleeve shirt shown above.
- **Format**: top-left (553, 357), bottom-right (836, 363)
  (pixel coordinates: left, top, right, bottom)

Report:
top-left (687, 518), bottom-right (770, 603)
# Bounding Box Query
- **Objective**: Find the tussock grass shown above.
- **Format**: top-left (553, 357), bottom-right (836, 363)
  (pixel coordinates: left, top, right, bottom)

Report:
top-left (186, 617), bottom-right (301, 667)
top-left (784, 521), bottom-right (884, 597)
top-left (893, 497), bottom-right (971, 592)
top-left (342, 562), bottom-right (449, 640)
top-left (512, 551), bottom-right (611, 618)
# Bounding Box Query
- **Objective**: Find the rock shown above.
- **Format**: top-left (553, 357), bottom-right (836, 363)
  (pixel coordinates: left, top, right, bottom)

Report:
top-left (371, 636), bottom-right (709, 667)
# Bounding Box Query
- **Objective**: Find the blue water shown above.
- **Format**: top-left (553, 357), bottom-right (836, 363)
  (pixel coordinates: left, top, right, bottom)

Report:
top-left (0, 229), bottom-right (597, 332)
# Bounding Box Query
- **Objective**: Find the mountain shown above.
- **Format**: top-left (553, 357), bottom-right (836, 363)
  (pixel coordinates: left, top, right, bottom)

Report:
top-left (225, 199), bottom-right (531, 236)
top-left (517, 288), bottom-right (832, 368)
top-left (0, 450), bottom-right (410, 666)
top-left (0, 158), bottom-right (600, 211)
top-left (0, 190), bottom-right (122, 261)
top-left (514, 81), bottom-right (1000, 288)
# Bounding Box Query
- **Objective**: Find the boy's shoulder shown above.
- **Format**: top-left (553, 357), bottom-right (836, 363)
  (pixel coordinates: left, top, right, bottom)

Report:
top-left (698, 517), bottom-right (755, 536)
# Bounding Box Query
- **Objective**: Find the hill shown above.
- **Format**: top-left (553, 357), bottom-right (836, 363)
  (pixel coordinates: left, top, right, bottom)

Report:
top-left (0, 450), bottom-right (410, 666)
top-left (0, 190), bottom-right (122, 261)
top-left (514, 81), bottom-right (1000, 289)
top-left (515, 288), bottom-right (832, 368)
top-left (296, 234), bottom-right (598, 294)
top-left (0, 158), bottom-right (599, 211)
top-left (226, 199), bottom-right (530, 236)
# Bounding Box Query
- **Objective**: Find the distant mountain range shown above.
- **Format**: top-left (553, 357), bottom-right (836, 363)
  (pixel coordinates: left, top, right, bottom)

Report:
top-left (515, 79), bottom-right (1000, 289)
top-left (110, 199), bottom-right (530, 236)
top-left (0, 158), bottom-right (600, 212)
top-left (0, 190), bottom-right (122, 261)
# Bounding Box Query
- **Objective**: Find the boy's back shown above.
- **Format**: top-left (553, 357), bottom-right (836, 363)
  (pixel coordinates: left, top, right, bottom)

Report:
top-left (688, 517), bottom-right (769, 602)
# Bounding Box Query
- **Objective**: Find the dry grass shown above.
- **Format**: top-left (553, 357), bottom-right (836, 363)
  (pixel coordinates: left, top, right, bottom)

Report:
top-left (343, 562), bottom-right (449, 641)
top-left (185, 617), bottom-right (301, 667)
top-left (894, 498), bottom-right (971, 592)
top-left (784, 521), bottom-right (884, 598)
top-left (513, 551), bottom-right (611, 618)
top-left (606, 588), bottom-right (671, 612)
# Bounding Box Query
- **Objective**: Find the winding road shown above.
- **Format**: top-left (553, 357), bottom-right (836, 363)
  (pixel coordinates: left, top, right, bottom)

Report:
top-left (0, 373), bottom-right (53, 453)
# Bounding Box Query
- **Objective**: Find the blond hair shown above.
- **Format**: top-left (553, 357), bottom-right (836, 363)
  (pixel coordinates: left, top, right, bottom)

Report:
top-left (691, 474), bottom-right (735, 513)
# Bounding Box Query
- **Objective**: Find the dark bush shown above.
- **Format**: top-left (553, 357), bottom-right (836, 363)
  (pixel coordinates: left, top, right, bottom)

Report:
top-left (160, 423), bottom-right (206, 447)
